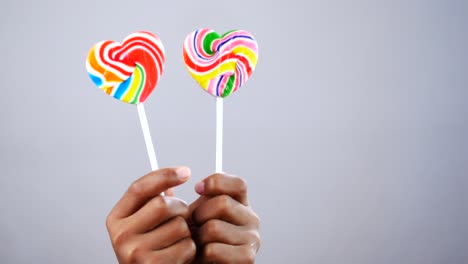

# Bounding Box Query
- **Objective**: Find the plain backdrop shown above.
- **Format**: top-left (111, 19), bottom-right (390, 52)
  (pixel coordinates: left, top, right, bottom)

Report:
top-left (1, 0), bottom-right (467, 263)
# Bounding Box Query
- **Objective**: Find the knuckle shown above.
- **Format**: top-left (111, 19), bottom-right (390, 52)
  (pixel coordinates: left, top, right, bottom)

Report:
top-left (236, 177), bottom-right (248, 195)
top-left (155, 195), bottom-right (168, 207)
top-left (203, 243), bottom-right (217, 261)
top-left (124, 246), bottom-right (145, 264)
top-left (183, 237), bottom-right (196, 250)
top-left (173, 216), bottom-right (190, 237)
top-left (248, 230), bottom-right (261, 250)
top-left (105, 214), bottom-right (114, 231)
top-left (144, 196), bottom-right (171, 218)
top-left (128, 181), bottom-right (146, 198)
top-left (254, 230), bottom-right (261, 244)
top-left (246, 254), bottom-right (256, 264)
top-left (215, 195), bottom-right (232, 213)
top-left (204, 220), bottom-right (223, 238)
top-left (207, 173), bottom-right (225, 191)
top-left (181, 239), bottom-right (197, 263)
top-left (241, 245), bottom-right (256, 264)
top-left (152, 195), bottom-right (169, 213)
top-left (188, 239), bottom-right (197, 255)
top-left (112, 228), bottom-right (132, 248)
top-left (173, 215), bottom-right (186, 227)
top-left (250, 210), bottom-right (261, 227)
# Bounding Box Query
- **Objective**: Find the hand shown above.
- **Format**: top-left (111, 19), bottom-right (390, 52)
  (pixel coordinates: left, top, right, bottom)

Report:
top-left (190, 173), bottom-right (261, 264)
top-left (106, 167), bottom-right (196, 264)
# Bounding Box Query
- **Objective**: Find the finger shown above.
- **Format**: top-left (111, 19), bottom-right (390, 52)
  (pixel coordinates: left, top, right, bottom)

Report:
top-left (186, 196), bottom-right (208, 242)
top-left (141, 216), bottom-right (191, 250)
top-left (166, 188), bottom-right (175, 196)
top-left (195, 173), bottom-right (248, 205)
top-left (126, 196), bottom-right (189, 233)
top-left (109, 167), bottom-right (191, 219)
top-left (150, 237), bottom-right (196, 264)
top-left (198, 219), bottom-right (260, 246)
top-left (193, 195), bottom-right (259, 227)
top-left (201, 243), bottom-right (257, 264)
top-left (188, 196), bottom-right (208, 215)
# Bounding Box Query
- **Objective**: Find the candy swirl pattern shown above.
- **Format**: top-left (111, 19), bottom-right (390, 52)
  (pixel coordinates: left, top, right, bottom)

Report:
top-left (183, 29), bottom-right (259, 98)
top-left (86, 31), bottom-right (165, 104)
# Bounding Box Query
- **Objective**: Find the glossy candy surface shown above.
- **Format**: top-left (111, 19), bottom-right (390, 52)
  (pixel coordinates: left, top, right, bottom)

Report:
top-left (183, 29), bottom-right (258, 98)
top-left (86, 31), bottom-right (165, 104)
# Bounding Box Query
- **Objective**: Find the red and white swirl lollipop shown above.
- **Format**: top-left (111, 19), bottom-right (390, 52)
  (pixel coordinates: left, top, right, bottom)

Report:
top-left (86, 31), bottom-right (165, 171)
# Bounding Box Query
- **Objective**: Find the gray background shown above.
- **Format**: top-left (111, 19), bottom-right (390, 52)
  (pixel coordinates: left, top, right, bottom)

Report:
top-left (1, 0), bottom-right (467, 263)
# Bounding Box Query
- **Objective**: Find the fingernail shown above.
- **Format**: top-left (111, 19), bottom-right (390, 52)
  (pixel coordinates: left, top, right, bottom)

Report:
top-left (195, 181), bottom-right (205, 194)
top-left (176, 167), bottom-right (191, 181)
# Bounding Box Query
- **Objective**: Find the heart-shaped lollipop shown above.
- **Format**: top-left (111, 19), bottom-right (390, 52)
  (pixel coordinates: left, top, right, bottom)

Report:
top-left (183, 28), bottom-right (260, 173)
top-left (183, 29), bottom-right (258, 98)
top-left (86, 31), bottom-right (165, 104)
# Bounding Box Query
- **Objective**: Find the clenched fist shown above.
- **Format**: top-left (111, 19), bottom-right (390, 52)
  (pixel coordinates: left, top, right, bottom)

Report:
top-left (106, 167), bottom-right (196, 264)
top-left (190, 173), bottom-right (261, 264)
top-left (106, 168), bottom-right (261, 264)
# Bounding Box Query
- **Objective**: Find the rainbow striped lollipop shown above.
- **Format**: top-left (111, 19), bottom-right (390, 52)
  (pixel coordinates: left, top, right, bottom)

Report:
top-left (183, 28), bottom-right (259, 173)
top-left (86, 31), bottom-right (165, 104)
top-left (85, 31), bottom-right (165, 172)
top-left (183, 28), bottom-right (258, 98)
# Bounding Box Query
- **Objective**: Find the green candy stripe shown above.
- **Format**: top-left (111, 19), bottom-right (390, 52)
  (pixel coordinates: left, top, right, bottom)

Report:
top-left (222, 75), bottom-right (235, 98)
top-left (203, 32), bottom-right (220, 55)
top-left (131, 64), bottom-right (145, 104)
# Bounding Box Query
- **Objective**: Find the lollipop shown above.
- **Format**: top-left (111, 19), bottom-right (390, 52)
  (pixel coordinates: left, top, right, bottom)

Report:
top-left (183, 28), bottom-right (259, 172)
top-left (86, 31), bottom-right (165, 171)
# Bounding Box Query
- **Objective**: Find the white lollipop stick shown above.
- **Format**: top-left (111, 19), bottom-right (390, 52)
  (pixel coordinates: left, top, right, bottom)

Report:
top-left (137, 103), bottom-right (164, 196)
top-left (216, 97), bottom-right (224, 173)
top-left (137, 103), bottom-right (159, 171)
